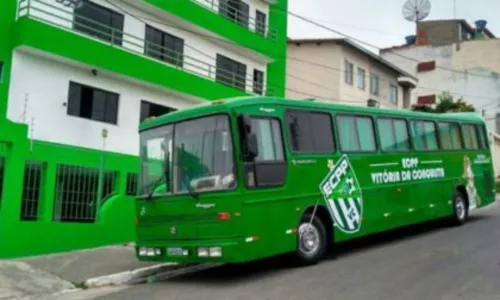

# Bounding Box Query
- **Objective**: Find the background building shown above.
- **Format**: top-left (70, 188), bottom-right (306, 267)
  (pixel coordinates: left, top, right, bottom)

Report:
top-left (380, 19), bottom-right (500, 131)
top-left (0, 0), bottom-right (288, 258)
top-left (380, 18), bottom-right (500, 176)
top-left (286, 38), bottom-right (417, 109)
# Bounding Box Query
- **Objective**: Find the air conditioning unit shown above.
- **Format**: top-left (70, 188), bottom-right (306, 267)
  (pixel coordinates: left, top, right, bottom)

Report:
top-left (367, 98), bottom-right (380, 107)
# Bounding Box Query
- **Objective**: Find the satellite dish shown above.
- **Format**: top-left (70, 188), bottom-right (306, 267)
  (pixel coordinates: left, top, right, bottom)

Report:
top-left (402, 0), bottom-right (431, 23)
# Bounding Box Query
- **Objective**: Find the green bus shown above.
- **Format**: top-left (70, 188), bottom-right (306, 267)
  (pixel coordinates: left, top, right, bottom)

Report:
top-left (135, 96), bottom-right (496, 265)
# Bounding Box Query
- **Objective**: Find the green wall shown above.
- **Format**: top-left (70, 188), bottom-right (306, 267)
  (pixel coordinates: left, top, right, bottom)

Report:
top-left (0, 0), bottom-right (288, 258)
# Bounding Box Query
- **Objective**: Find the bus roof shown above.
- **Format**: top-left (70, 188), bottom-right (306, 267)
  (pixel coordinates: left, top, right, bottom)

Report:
top-left (139, 96), bottom-right (485, 131)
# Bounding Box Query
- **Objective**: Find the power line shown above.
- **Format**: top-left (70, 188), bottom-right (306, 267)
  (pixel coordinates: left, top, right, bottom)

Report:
top-left (104, 0), bottom-right (499, 104)
top-left (283, 8), bottom-right (495, 80)
top-left (102, 0), bottom-right (367, 105)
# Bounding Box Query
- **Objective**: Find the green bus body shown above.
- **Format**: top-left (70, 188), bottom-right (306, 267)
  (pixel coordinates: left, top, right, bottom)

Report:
top-left (134, 96), bottom-right (496, 264)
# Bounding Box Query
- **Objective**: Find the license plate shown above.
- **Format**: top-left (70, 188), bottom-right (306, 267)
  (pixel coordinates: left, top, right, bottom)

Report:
top-left (167, 247), bottom-right (184, 256)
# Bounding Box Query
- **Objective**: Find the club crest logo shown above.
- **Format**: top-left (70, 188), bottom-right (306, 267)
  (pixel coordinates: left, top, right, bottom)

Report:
top-left (319, 154), bottom-right (363, 234)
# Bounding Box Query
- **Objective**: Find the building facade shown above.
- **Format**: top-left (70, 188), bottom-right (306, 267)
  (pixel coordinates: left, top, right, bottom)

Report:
top-left (0, 0), bottom-right (288, 258)
top-left (286, 38), bottom-right (417, 109)
top-left (380, 19), bottom-right (500, 132)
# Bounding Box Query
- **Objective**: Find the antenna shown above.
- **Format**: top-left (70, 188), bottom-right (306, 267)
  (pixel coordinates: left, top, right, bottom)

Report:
top-left (402, 0), bottom-right (432, 33)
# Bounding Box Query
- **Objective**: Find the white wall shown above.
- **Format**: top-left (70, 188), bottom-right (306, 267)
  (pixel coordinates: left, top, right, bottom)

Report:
top-left (8, 50), bottom-right (201, 156)
top-left (339, 46), bottom-right (403, 109)
top-left (381, 45), bottom-right (500, 132)
top-left (286, 42), bottom-right (408, 108)
top-left (18, 0), bottom-right (268, 94)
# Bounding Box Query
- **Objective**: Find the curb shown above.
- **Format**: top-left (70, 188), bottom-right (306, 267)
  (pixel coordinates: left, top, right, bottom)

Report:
top-left (82, 262), bottom-right (221, 288)
top-left (83, 263), bottom-right (177, 288)
top-left (131, 263), bottom-right (223, 284)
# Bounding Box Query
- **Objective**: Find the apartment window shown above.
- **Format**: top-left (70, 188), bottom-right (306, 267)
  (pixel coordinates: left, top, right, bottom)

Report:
top-left (74, 1), bottom-right (124, 46)
top-left (344, 60), bottom-right (353, 85)
top-left (377, 118), bottom-right (410, 151)
top-left (140, 100), bottom-right (176, 122)
top-left (389, 84), bottom-right (398, 105)
top-left (417, 61), bottom-right (436, 72)
top-left (20, 161), bottom-right (43, 221)
top-left (126, 173), bottom-right (138, 196)
top-left (411, 120), bottom-right (438, 151)
top-left (286, 110), bottom-right (335, 153)
top-left (216, 54), bottom-right (247, 91)
top-left (253, 69), bottom-right (264, 95)
top-left (219, 0), bottom-right (250, 28)
top-left (145, 25), bottom-right (184, 67)
top-left (357, 67), bottom-right (365, 90)
top-left (67, 82), bottom-right (119, 124)
top-left (256, 10), bottom-right (267, 35)
top-left (370, 74), bottom-right (379, 96)
top-left (337, 115), bottom-right (376, 152)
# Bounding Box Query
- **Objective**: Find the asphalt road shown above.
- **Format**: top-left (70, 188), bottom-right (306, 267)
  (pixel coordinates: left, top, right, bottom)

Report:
top-left (66, 201), bottom-right (500, 300)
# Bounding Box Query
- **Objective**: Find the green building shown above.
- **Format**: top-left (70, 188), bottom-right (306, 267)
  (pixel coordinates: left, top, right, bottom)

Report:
top-left (0, 0), bottom-right (287, 258)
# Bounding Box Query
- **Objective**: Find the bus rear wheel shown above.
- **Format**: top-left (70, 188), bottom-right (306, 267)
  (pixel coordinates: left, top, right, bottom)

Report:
top-left (451, 190), bottom-right (468, 226)
top-left (295, 213), bottom-right (327, 265)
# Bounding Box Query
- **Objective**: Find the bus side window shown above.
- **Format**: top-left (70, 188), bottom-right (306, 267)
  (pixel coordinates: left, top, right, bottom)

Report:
top-left (240, 116), bottom-right (287, 188)
top-left (438, 122), bottom-right (463, 150)
top-left (476, 124), bottom-right (489, 149)
top-left (285, 109), bottom-right (335, 154)
top-left (462, 124), bottom-right (480, 150)
top-left (411, 120), bottom-right (438, 151)
top-left (377, 118), bottom-right (410, 151)
top-left (337, 115), bottom-right (376, 152)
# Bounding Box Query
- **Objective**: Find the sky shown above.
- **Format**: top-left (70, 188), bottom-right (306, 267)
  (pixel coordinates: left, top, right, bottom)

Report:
top-left (287, 0), bottom-right (499, 52)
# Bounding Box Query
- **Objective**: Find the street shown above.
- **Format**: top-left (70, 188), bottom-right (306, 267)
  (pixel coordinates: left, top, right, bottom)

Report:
top-left (65, 201), bottom-right (500, 300)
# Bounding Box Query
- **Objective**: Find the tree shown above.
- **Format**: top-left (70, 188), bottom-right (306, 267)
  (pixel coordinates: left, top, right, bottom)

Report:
top-left (412, 92), bottom-right (476, 113)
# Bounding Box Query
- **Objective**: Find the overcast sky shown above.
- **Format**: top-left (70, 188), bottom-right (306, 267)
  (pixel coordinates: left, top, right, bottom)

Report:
top-left (288, 0), bottom-right (498, 52)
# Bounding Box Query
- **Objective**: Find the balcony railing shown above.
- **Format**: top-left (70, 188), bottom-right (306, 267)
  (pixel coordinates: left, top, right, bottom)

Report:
top-left (17, 0), bottom-right (273, 96)
top-left (189, 0), bottom-right (277, 41)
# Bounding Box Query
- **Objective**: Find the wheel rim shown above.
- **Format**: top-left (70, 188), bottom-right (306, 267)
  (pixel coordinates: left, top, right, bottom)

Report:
top-left (298, 223), bottom-right (320, 255)
top-left (456, 196), bottom-right (466, 220)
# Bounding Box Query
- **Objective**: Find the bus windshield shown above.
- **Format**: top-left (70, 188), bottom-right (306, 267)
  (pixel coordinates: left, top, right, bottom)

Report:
top-left (138, 114), bottom-right (236, 197)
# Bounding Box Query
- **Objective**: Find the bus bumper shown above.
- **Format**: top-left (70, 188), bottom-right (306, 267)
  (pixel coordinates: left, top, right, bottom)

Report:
top-left (135, 237), bottom-right (246, 264)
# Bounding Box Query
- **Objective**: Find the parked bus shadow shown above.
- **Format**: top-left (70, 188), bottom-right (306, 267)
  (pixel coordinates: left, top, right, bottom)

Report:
top-left (328, 214), bottom-right (488, 260)
top-left (164, 214), bottom-right (492, 285)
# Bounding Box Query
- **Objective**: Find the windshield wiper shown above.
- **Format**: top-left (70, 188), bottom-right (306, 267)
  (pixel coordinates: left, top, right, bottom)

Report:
top-left (146, 145), bottom-right (171, 201)
top-left (146, 174), bottom-right (165, 201)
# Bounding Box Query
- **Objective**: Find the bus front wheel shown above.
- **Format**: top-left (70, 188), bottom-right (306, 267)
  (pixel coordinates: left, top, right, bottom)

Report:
top-left (295, 213), bottom-right (327, 265)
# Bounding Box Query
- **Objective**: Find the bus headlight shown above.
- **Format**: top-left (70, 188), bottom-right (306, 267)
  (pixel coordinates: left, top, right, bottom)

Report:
top-left (209, 247), bottom-right (222, 257)
top-left (198, 247), bottom-right (209, 257)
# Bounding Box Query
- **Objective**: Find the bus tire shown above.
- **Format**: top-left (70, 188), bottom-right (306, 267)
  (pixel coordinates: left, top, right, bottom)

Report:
top-left (295, 213), bottom-right (327, 265)
top-left (451, 189), bottom-right (468, 226)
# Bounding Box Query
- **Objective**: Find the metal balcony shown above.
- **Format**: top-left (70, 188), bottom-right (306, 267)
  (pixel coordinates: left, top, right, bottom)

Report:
top-left (17, 0), bottom-right (273, 96)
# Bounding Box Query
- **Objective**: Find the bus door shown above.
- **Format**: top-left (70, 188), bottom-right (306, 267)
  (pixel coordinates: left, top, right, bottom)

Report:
top-left (235, 105), bottom-right (289, 260)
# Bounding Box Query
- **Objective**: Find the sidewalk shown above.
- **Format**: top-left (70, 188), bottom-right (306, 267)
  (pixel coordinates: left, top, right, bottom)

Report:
top-left (20, 245), bottom-right (157, 284)
top-left (0, 245), bottom-right (172, 299)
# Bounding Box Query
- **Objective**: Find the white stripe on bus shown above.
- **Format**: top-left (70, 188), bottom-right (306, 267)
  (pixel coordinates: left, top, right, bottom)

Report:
top-left (338, 199), bottom-right (355, 230)
top-left (328, 199), bottom-right (345, 229)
